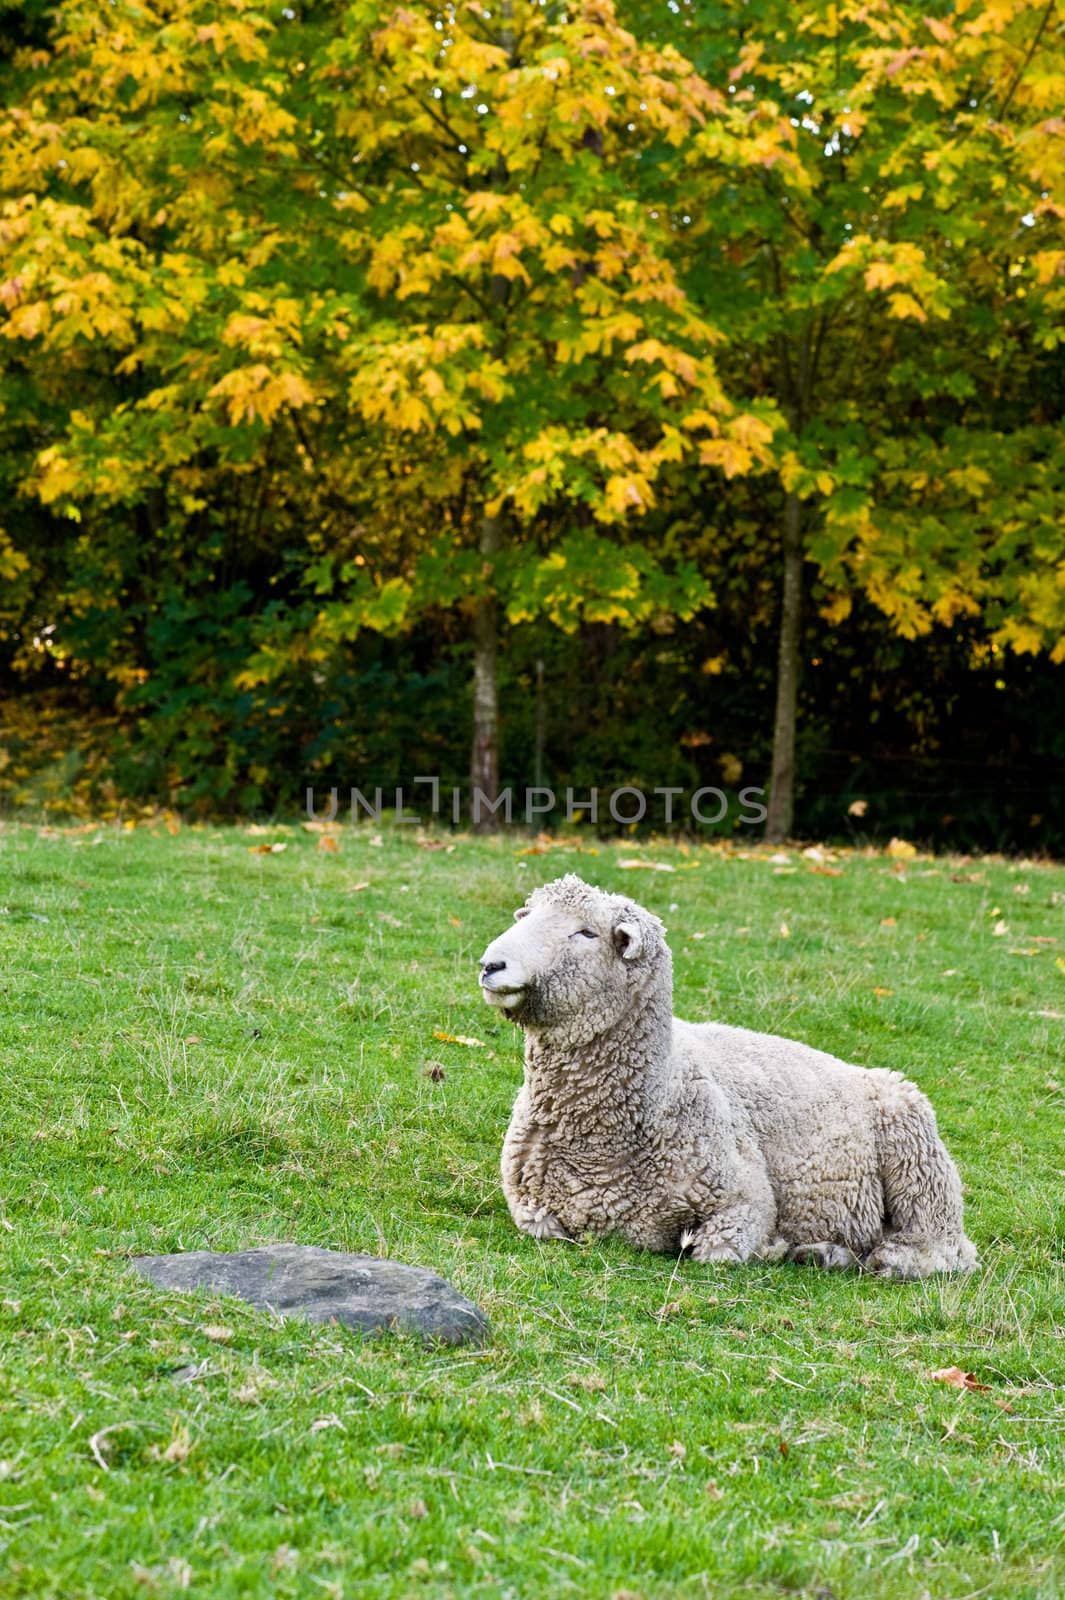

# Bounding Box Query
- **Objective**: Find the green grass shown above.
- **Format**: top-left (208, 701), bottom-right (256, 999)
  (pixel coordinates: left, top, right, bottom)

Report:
top-left (1, 821), bottom-right (1063, 1600)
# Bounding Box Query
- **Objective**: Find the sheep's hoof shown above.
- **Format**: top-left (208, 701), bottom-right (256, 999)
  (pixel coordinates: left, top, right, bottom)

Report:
top-left (689, 1243), bottom-right (745, 1266)
top-left (864, 1240), bottom-right (964, 1281)
top-left (522, 1213), bottom-right (573, 1243)
top-left (790, 1241), bottom-right (860, 1272)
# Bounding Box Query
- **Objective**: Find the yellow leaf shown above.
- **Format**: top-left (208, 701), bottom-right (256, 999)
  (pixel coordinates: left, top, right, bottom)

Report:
top-left (887, 292), bottom-right (928, 322)
top-left (865, 261), bottom-right (900, 292)
top-left (821, 592), bottom-right (852, 625)
top-left (466, 191), bottom-right (508, 222)
top-left (4, 301), bottom-right (48, 340)
top-left (699, 438), bottom-right (752, 478)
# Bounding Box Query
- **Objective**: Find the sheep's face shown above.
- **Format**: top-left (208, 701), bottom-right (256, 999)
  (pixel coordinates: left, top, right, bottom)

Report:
top-left (477, 875), bottom-right (665, 1033)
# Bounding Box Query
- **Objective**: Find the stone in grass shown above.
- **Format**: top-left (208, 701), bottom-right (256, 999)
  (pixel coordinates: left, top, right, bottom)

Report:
top-left (131, 1243), bottom-right (489, 1346)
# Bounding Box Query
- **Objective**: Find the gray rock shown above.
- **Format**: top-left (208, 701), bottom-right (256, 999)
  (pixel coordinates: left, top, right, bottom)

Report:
top-left (131, 1244), bottom-right (489, 1346)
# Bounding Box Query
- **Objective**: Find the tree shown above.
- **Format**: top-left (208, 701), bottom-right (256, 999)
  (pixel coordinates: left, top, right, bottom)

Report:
top-left (0, 0), bottom-right (776, 821)
top-left (625, 0), bottom-right (1065, 837)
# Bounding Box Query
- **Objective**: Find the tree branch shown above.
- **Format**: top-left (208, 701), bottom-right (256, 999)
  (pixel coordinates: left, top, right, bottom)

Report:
top-left (996, 0), bottom-right (1056, 122)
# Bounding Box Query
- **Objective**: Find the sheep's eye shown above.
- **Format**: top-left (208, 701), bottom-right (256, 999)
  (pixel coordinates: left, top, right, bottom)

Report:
top-left (574, 927), bottom-right (598, 939)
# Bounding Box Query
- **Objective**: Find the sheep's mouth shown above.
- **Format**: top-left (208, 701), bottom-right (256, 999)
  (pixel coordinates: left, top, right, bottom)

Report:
top-left (480, 978), bottom-right (528, 1011)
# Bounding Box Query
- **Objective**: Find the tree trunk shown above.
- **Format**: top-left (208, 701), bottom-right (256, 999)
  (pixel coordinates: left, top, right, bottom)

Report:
top-left (470, 1), bottom-right (513, 834)
top-left (470, 512), bottom-right (501, 831)
top-left (765, 490), bottom-right (803, 843)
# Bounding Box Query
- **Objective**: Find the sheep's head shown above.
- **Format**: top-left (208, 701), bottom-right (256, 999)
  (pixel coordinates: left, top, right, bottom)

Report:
top-left (477, 874), bottom-right (668, 1034)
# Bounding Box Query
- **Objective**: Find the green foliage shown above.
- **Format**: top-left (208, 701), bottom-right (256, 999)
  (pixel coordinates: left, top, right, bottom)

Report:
top-left (0, 0), bottom-right (1063, 815)
top-left (655, 0), bottom-right (1065, 651)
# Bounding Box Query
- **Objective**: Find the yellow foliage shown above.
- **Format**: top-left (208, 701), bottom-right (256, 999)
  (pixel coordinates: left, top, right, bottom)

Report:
top-left (3, 300), bottom-right (48, 339)
top-left (1031, 250), bottom-right (1065, 286)
top-left (730, 412), bottom-right (776, 452)
top-left (699, 438), bottom-right (753, 478)
top-left (865, 260), bottom-right (901, 291)
top-left (599, 473), bottom-right (655, 520)
top-left (0, 533), bottom-right (29, 580)
top-left (208, 364), bottom-right (315, 425)
top-left (466, 192), bottom-right (508, 223)
top-left (887, 292), bottom-right (928, 321)
top-left (820, 592), bottom-right (853, 625)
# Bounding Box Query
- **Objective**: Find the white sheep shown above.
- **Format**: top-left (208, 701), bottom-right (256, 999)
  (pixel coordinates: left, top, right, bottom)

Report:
top-left (478, 874), bottom-right (977, 1280)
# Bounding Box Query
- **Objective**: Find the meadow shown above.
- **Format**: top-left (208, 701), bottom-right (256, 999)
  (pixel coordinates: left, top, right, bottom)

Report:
top-left (0, 821), bottom-right (1062, 1600)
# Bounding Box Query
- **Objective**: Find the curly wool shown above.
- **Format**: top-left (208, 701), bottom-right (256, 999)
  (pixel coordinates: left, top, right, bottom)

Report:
top-left (479, 875), bottom-right (977, 1280)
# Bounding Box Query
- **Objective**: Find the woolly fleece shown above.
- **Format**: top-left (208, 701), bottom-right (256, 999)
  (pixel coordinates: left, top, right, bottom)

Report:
top-left (478, 874), bottom-right (977, 1280)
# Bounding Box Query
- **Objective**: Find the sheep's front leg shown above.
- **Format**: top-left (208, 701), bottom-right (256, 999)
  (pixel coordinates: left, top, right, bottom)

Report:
top-left (680, 1117), bottom-right (780, 1264)
top-left (684, 1205), bottom-right (781, 1266)
top-left (506, 1193), bottom-right (573, 1243)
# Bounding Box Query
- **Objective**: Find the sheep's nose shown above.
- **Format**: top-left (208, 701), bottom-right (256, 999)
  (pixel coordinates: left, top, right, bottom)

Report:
top-left (480, 958), bottom-right (507, 975)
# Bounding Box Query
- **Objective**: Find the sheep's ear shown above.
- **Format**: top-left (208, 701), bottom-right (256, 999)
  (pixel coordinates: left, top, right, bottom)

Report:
top-left (513, 907), bottom-right (531, 922)
top-left (613, 919), bottom-right (643, 961)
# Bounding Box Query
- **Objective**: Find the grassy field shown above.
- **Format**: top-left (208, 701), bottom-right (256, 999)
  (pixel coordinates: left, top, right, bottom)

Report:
top-left (0, 820), bottom-right (1063, 1600)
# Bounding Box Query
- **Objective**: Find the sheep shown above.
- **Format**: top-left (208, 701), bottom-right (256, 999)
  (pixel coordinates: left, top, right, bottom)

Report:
top-left (477, 874), bottom-right (977, 1280)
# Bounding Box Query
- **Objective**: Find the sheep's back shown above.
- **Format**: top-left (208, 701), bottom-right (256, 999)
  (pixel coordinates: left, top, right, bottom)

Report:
top-left (673, 1019), bottom-right (885, 1248)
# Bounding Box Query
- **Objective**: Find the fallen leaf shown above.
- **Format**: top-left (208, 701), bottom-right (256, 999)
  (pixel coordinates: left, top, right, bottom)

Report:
top-left (811, 865), bottom-right (843, 876)
top-left (1008, 947), bottom-right (1039, 956)
top-left (873, 986), bottom-right (895, 999)
top-left (617, 859), bottom-right (676, 872)
top-left (848, 799), bottom-right (868, 817)
top-left (248, 842), bottom-right (287, 855)
top-left (346, 881), bottom-right (370, 893)
top-left (184, 1034), bottom-right (202, 1045)
top-left (991, 920), bottom-right (1008, 937)
top-left (433, 1030), bottom-right (485, 1047)
top-left (930, 1366), bottom-right (990, 1392)
top-left (316, 836), bottom-right (339, 854)
top-left (880, 917), bottom-right (897, 928)
top-left (667, 1440), bottom-right (686, 1459)
top-left (886, 837), bottom-right (917, 860)
top-left (779, 922), bottom-right (790, 938)
top-left (1035, 1009), bottom-right (1064, 1019)
top-left (302, 820), bottom-right (341, 834)
top-left (201, 1325), bottom-right (233, 1344)
top-left (448, 914), bottom-right (462, 928)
